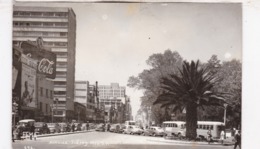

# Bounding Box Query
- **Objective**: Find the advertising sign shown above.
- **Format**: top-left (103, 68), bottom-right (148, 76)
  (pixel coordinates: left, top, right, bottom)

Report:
top-left (21, 54), bottom-right (37, 108)
top-left (21, 41), bottom-right (57, 79)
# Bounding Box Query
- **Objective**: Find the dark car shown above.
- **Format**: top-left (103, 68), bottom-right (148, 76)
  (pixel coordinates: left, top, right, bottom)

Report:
top-left (35, 122), bottom-right (50, 134)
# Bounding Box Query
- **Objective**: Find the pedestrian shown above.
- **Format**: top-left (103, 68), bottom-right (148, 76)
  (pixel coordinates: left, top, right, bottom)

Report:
top-left (107, 123), bottom-right (111, 131)
top-left (234, 130), bottom-right (241, 149)
top-left (207, 128), bottom-right (212, 144)
top-left (12, 125), bottom-right (15, 142)
top-left (220, 129), bottom-right (225, 144)
top-left (86, 121), bottom-right (89, 131)
top-left (29, 124), bottom-right (35, 140)
top-left (71, 123), bottom-right (75, 132)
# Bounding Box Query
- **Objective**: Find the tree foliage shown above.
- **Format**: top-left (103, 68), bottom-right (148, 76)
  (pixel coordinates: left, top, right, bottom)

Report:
top-left (127, 50), bottom-right (183, 124)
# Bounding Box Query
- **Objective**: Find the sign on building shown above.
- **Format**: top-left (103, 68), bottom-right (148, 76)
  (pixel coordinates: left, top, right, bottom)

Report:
top-left (21, 41), bottom-right (57, 79)
top-left (20, 54), bottom-right (37, 108)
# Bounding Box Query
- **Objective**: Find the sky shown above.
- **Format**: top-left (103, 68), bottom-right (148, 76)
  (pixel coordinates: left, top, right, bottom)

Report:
top-left (15, 2), bottom-right (242, 118)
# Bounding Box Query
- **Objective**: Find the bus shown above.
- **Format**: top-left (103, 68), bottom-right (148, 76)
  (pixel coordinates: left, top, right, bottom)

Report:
top-left (125, 121), bottom-right (136, 126)
top-left (196, 121), bottom-right (224, 139)
top-left (162, 121), bottom-right (186, 137)
top-left (162, 121), bottom-right (224, 139)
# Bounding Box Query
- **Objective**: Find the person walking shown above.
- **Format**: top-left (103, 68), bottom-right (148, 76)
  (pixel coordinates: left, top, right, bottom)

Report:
top-left (207, 128), bottom-right (212, 144)
top-left (86, 121), bottom-right (89, 131)
top-left (220, 129), bottom-right (225, 144)
top-left (29, 124), bottom-right (35, 140)
top-left (234, 130), bottom-right (241, 149)
top-left (71, 123), bottom-right (75, 132)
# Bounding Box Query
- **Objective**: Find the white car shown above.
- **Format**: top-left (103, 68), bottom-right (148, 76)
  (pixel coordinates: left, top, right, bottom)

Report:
top-left (124, 125), bottom-right (143, 135)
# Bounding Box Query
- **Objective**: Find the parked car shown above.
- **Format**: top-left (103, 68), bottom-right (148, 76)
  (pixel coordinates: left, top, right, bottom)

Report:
top-left (18, 119), bottom-right (35, 132)
top-left (95, 124), bottom-right (105, 132)
top-left (89, 123), bottom-right (96, 129)
top-left (118, 124), bottom-right (126, 133)
top-left (81, 123), bottom-right (87, 131)
top-left (59, 123), bottom-right (69, 132)
top-left (75, 123), bottom-right (82, 131)
top-left (148, 126), bottom-right (165, 137)
top-left (35, 122), bottom-right (50, 134)
top-left (109, 124), bottom-right (117, 132)
top-left (47, 123), bottom-right (61, 133)
top-left (124, 125), bottom-right (143, 135)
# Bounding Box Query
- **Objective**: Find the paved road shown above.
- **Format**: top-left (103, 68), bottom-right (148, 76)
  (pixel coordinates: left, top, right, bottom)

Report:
top-left (13, 131), bottom-right (234, 149)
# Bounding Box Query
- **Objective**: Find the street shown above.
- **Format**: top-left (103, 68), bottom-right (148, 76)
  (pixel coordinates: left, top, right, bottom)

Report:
top-left (13, 131), bottom-right (234, 149)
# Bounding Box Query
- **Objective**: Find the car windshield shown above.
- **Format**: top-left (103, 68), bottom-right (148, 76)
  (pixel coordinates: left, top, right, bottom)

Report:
top-left (35, 123), bottom-right (44, 127)
top-left (47, 123), bottom-right (55, 127)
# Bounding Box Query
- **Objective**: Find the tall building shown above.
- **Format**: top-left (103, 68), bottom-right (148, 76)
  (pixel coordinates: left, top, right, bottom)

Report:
top-left (13, 6), bottom-right (76, 122)
top-left (98, 83), bottom-right (126, 123)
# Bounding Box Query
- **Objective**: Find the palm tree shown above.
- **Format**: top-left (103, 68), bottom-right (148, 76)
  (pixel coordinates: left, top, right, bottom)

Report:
top-left (154, 60), bottom-right (226, 140)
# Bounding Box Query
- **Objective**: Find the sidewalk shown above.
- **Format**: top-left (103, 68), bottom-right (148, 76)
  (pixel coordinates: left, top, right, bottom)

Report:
top-left (147, 137), bottom-right (232, 146)
top-left (37, 129), bottom-right (94, 138)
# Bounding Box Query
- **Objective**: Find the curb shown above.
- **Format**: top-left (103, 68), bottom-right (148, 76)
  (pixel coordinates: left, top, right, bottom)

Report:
top-left (36, 130), bottom-right (94, 138)
top-left (147, 138), bottom-right (224, 146)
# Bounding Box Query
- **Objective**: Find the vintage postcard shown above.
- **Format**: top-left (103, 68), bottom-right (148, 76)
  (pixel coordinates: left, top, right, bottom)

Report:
top-left (1, 0), bottom-right (250, 148)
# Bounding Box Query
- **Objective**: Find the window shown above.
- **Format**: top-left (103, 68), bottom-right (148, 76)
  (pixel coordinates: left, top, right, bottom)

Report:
top-left (39, 102), bottom-right (42, 111)
top-left (46, 104), bottom-right (48, 113)
top-left (43, 12), bottom-right (54, 17)
top-left (40, 87), bottom-right (43, 96)
top-left (50, 91), bottom-right (53, 99)
top-left (54, 91), bottom-right (66, 95)
top-left (46, 89), bottom-right (48, 98)
top-left (56, 111), bottom-right (63, 115)
top-left (60, 32), bottom-right (67, 37)
top-left (31, 12), bottom-right (42, 16)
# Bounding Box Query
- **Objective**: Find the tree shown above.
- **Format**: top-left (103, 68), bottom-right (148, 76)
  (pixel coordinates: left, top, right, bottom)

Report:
top-left (127, 50), bottom-right (183, 124)
top-left (154, 60), bottom-right (227, 140)
top-left (215, 60), bottom-right (241, 128)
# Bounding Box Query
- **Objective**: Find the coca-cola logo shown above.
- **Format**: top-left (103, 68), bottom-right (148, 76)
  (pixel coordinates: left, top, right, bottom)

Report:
top-left (38, 58), bottom-right (54, 75)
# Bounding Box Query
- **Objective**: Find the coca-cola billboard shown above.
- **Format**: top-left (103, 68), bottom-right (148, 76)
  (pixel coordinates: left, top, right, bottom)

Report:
top-left (21, 41), bottom-right (56, 79)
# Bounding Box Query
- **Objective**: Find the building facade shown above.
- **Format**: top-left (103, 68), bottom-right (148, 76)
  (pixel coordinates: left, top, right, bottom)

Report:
top-left (98, 83), bottom-right (127, 123)
top-left (13, 6), bottom-right (76, 122)
top-left (36, 76), bottom-right (54, 122)
top-left (74, 81), bottom-right (97, 122)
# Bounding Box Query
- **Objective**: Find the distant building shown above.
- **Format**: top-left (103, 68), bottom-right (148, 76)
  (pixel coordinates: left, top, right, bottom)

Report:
top-left (74, 102), bottom-right (86, 123)
top-left (74, 81), bottom-right (97, 122)
top-left (13, 6), bottom-right (76, 122)
top-left (99, 83), bottom-right (132, 123)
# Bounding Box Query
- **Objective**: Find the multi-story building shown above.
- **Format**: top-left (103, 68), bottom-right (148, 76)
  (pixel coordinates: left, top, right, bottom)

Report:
top-left (98, 83), bottom-right (126, 123)
top-left (36, 76), bottom-right (54, 122)
top-left (74, 81), bottom-right (96, 122)
top-left (13, 6), bottom-right (76, 122)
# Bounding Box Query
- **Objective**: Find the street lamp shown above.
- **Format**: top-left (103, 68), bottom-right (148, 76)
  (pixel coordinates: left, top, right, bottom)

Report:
top-left (224, 103), bottom-right (228, 126)
top-left (50, 98), bottom-right (59, 123)
top-left (50, 104), bottom-right (54, 123)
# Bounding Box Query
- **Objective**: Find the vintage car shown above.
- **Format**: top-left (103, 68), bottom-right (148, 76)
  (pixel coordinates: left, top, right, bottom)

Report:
top-left (35, 122), bottom-right (50, 134)
top-left (143, 126), bottom-right (165, 137)
top-left (47, 123), bottom-right (61, 133)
